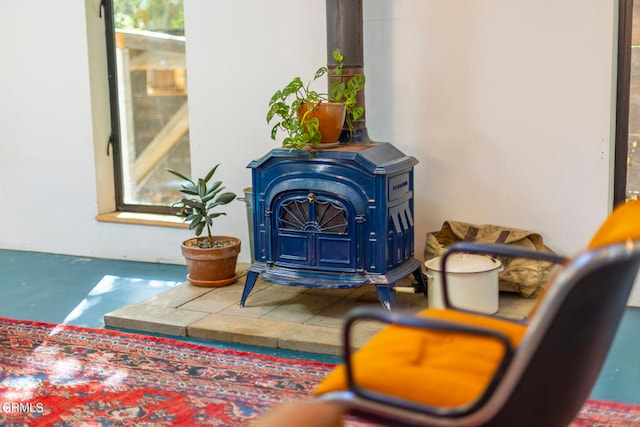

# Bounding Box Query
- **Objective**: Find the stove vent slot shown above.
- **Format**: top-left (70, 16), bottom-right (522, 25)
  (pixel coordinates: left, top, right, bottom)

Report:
top-left (390, 202), bottom-right (414, 234)
top-left (388, 201), bottom-right (414, 266)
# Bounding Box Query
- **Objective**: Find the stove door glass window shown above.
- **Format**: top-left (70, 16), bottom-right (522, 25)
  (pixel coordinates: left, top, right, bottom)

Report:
top-left (274, 192), bottom-right (355, 271)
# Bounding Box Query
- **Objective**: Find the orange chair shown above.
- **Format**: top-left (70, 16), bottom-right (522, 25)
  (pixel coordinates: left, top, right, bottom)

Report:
top-left (313, 201), bottom-right (640, 427)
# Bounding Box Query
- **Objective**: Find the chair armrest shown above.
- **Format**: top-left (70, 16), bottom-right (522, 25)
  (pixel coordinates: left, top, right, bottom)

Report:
top-left (342, 306), bottom-right (515, 418)
top-left (439, 242), bottom-right (569, 313)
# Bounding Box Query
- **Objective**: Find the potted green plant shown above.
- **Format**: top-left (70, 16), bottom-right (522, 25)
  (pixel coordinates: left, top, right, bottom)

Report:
top-left (167, 164), bottom-right (241, 287)
top-left (267, 50), bottom-right (365, 150)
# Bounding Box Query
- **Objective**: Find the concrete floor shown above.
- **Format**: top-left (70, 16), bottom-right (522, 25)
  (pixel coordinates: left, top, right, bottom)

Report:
top-left (104, 263), bottom-right (536, 356)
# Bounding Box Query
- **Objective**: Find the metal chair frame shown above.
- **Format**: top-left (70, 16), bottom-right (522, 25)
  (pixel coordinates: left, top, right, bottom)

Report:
top-left (318, 240), bottom-right (640, 427)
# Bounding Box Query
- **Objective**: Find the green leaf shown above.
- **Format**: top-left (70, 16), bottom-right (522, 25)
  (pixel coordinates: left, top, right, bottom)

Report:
top-left (206, 181), bottom-right (222, 194)
top-left (351, 106), bottom-right (364, 121)
top-left (184, 214), bottom-right (198, 223)
top-left (266, 106), bottom-right (277, 123)
top-left (348, 75), bottom-right (365, 92)
top-left (188, 214), bottom-right (202, 229)
top-left (330, 83), bottom-right (345, 102)
top-left (180, 181), bottom-right (197, 193)
top-left (194, 222), bottom-right (205, 236)
top-left (179, 188), bottom-right (198, 196)
top-left (282, 78), bottom-right (303, 97)
top-left (269, 90), bottom-right (282, 104)
top-left (166, 168), bottom-right (193, 185)
top-left (203, 184), bottom-right (223, 203)
top-left (203, 164), bottom-right (219, 184)
top-left (306, 117), bottom-right (319, 132)
top-left (314, 66), bottom-right (327, 80)
top-left (214, 192), bottom-right (237, 204)
top-left (197, 178), bottom-right (207, 198)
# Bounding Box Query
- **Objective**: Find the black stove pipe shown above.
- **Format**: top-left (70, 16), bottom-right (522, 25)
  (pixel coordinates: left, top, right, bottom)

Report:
top-left (326, 0), bottom-right (370, 143)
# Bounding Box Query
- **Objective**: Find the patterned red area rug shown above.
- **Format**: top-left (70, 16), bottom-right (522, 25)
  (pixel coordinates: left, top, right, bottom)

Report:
top-left (0, 318), bottom-right (638, 426)
top-left (0, 317), bottom-right (333, 426)
top-left (572, 400), bottom-right (640, 426)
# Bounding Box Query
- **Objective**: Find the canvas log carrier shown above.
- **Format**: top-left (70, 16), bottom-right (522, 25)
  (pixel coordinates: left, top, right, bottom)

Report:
top-left (424, 221), bottom-right (557, 297)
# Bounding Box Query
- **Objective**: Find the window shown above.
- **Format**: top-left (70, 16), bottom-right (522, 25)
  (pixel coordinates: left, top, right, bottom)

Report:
top-left (616, 0), bottom-right (640, 203)
top-left (102, 0), bottom-right (190, 213)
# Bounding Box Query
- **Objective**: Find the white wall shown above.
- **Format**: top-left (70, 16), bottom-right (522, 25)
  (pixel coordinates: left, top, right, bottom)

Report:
top-left (0, 2), bottom-right (625, 281)
top-left (366, 0), bottom-right (616, 255)
top-left (0, 1), bottom-right (189, 264)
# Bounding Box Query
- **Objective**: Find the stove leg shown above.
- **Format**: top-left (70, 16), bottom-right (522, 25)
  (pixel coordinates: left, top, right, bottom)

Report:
top-left (375, 285), bottom-right (396, 311)
top-left (412, 266), bottom-right (427, 297)
top-left (240, 271), bottom-right (259, 307)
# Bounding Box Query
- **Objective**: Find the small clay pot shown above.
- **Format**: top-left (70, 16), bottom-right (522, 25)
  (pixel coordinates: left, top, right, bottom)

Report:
top-left (181, 236), bottom-right (241, 287)
top-left (298, 102), bottom-right (346, 144)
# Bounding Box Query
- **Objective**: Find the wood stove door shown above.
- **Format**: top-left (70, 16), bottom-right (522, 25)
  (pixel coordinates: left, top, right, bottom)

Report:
top-left (273, 191), bottom-right (356, 272)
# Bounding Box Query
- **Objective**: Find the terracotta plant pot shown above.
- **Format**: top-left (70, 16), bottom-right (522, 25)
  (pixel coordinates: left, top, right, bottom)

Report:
top-left (181, 236), bottom-right (241, 287)
top-left (298, 102), bottom-right (346, 144)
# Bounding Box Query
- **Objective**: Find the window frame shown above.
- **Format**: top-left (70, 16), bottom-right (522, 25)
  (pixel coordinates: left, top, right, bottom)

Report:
top-left (101, 0), bottom-right (182, 215)
top-left (615, 0), bottom-right (634, 205)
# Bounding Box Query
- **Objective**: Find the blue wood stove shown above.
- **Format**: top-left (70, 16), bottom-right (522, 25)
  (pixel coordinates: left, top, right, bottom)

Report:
top-left (240, 142), bottom-right (425, 310)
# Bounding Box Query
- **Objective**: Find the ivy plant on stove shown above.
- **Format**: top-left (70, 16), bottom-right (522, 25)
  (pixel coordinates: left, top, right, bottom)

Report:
top-left (167, 164), bottom-right (241, 288)
top-left (267, 50), bottom-right (365, 150)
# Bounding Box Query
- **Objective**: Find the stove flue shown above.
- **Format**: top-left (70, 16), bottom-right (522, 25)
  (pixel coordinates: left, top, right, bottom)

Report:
top-left (326, 0), bottom-right (369, 143)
